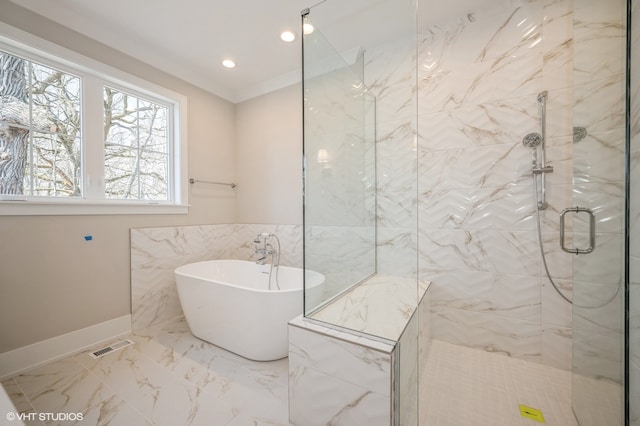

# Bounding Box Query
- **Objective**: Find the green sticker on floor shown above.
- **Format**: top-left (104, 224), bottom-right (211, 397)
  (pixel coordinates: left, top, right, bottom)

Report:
top-left (519, 404), bottom-right (545, 423)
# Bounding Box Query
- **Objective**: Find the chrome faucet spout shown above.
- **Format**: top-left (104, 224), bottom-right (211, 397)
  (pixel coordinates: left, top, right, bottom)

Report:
top-left (250, 233), bottom-right (281, 289)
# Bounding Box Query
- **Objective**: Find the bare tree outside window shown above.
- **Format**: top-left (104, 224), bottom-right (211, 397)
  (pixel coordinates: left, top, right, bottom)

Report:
top-left (0, 50), bottom-right (79, 197)
top-left (0, 53), bottom-right (59, 195)
top-left (0, 54), bottom-right (28, 195)
top-left (28, 60), bottom-right (81, 196)
top-left (0, 50), bottom-right (170, 201)
top-left (104, 87), bottom-right (169, 200)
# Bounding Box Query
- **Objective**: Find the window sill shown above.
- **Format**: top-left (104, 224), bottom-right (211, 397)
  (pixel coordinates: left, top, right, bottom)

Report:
top-left (0, 200), bottom-right (189, 216)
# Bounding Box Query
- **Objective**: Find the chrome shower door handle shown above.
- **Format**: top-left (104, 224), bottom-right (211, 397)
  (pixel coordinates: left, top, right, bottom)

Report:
top-left (559, 207), bottom-right (596, 254)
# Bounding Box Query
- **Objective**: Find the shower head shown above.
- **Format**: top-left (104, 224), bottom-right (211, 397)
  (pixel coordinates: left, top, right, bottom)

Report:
top-left (537, 91), bottom-right (548, 102)
top-left (573, 126), bottom-right (587, 143)
top-left (522, 132), bottom-right (542, 148)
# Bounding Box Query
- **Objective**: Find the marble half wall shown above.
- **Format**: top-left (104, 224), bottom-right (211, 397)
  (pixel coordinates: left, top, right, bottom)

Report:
top-left (288, 281), bottom-right (430, 426)
top-left (288, 317), bottom-right (396, 426)
top-left (130, 224), bottom-right (302, 331)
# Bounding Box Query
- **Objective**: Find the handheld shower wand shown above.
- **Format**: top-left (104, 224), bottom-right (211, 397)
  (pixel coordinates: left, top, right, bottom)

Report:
top-left (523, 92), bottom-right (617, 308)
top-left (523, 91), bottom-right (553, 209)
top-left (522, 132), bottom-right (541, 170)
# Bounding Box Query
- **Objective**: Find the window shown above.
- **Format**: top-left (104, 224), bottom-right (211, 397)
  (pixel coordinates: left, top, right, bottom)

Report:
top-left (0, 51), bottom-right (82, 198)
top-left (0, 26), bottom-right (187, 215)
top-left (103, 87), bottom-right (170, 201)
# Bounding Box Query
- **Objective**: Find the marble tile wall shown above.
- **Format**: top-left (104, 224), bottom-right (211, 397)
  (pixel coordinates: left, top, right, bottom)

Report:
top-left (417, 0), bottom-right (574, 368)
top-left (288, 284), bottom-right (430, 426)
top-left (304, 225), bottom-right (376, 313)
top-left (130, 224), bottom-right (302, 331)
top-left (570, 0), bottom-right (628, 422)
top-left (397, 307), bottom-right (419, 426)
top-left (288, 317), bottom-right (395, 426)
top-left (416, 2), bottom-right (629, 418)
top-left (571, 0), bottom-right (627, 385)
top-left (366, 35), bottom-right (420, 281)
top-left (304, 64), bottom-right (376, 229)
top-left (418, 284), bottom-right (432, 422)
top-left (303, 47), bottom-right (377, 313)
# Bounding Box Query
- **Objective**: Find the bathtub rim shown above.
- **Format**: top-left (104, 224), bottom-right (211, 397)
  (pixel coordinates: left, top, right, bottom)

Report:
top-left (174, 259), bottom-right (323, 294)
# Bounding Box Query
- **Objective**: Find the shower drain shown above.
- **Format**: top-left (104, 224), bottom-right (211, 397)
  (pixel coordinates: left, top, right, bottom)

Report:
top-left (89, 339), bottom-right (133, 358)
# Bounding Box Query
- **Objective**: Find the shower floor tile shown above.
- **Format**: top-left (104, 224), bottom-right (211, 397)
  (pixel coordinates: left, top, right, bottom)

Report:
top-left (421, 340), bottom-right (578, 426)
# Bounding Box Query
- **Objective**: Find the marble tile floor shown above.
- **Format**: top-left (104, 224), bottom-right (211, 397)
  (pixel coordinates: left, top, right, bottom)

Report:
top-left (2, 318), bottom-right (590, 426)
top-left (421, 340), bottom-right (578, 426)
top-left (2, 317), bottom-right (289, 426)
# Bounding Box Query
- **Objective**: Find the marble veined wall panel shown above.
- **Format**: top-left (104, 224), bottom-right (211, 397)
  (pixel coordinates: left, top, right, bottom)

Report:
top-left (288, 317), bottom-right (394, 426)
top-left (365, 33), bottom-right (419, 282)
top-left (570, 7), bottom-right (627, 425)
top-left (131, 224), bottom-right (302, 331)
top-left (303, 56), bottom-right (377, 313)
top-left (398, 308), bottom-right (419, 426)
top-left (417, 0), bottom-right (574, 369)
top-left (289, 281), bottom-right (430, 426)
top-left (304, 225), bottom-right (376, 313)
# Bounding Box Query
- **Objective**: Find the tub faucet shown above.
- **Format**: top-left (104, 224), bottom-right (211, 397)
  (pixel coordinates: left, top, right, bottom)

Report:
top-left (255, 246), bottom-right (272, 265)
top-left (252, 233), bottom-right (280, 267)
top-left (252, 233), bottom-right (281, 290)
top-left (253, 234), bottom-right (272, 265)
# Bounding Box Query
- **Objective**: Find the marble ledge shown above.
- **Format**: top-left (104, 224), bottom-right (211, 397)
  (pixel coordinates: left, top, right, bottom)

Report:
top-left (308, 274), bottom-right (430, 342)
top-left (289, 316), bottom-right (395, 354)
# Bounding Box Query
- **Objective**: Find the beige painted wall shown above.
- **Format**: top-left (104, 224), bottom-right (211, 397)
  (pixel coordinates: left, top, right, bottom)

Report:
top-left (236, 83), bottom-right (303, 225)
top-left (0, 3), bottom-right (237, 353)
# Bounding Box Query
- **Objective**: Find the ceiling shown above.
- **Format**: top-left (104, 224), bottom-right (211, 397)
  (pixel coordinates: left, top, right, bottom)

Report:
top-left (8, 0), bottom-right (491, 103)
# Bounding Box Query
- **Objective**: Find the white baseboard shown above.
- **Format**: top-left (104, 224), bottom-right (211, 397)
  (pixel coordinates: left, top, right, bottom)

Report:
top-left (0, 315), bottom-right (131, 380)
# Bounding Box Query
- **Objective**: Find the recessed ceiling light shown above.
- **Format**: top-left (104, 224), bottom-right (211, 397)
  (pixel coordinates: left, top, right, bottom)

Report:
top-left (280, 30), bottom-right (297, 42)
top-left (222, 59), bottom-right (236, 68)
top-left (303, 23), bottom-right (314, 35)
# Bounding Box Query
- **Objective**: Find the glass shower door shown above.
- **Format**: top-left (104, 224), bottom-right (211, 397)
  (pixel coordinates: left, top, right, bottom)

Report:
top-left (571, 0), bottom-right (627, 424)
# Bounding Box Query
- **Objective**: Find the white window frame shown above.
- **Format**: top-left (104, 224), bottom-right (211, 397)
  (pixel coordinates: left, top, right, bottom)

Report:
top-left (0, 22), bottom-right (188, 215)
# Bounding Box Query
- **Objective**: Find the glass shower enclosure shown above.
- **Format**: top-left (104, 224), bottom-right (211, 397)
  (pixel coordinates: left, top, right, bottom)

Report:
top-left (301, 1), bottom-right (420, 423)
top-left (572, 1), bottom-right (628, 424)
top-left (301, 0), bottom-right (635, 424)
top-left (302, 0), bottom-right (420, 337)
top-left (302, 20), bottom-right (377, 316)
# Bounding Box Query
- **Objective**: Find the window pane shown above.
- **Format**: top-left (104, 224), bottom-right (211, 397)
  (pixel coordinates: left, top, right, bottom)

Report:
top-left (104, 142), bottom-right (138, 199)
top-left (0, 50), bottom-right (82, 197)
top-left (30, 62), bottom-right (81, 135)
top-left (139, 150), bottom-right (167, 200)
top-left (25, 133), bottom-right (81, 197)
top-left (103, 86), bottom-right (169, 200)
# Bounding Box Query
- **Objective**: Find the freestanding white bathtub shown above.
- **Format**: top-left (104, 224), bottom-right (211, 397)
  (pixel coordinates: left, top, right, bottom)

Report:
top-left (174, 259), bottom-right (324, 361)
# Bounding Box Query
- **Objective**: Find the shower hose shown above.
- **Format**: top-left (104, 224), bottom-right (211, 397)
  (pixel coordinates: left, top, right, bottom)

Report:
top-left (532, 176), bottom-right (620, 309)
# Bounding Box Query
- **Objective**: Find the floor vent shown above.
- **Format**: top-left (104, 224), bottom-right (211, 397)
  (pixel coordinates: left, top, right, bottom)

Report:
top-left (89, 339), bottom-right (133, 359)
